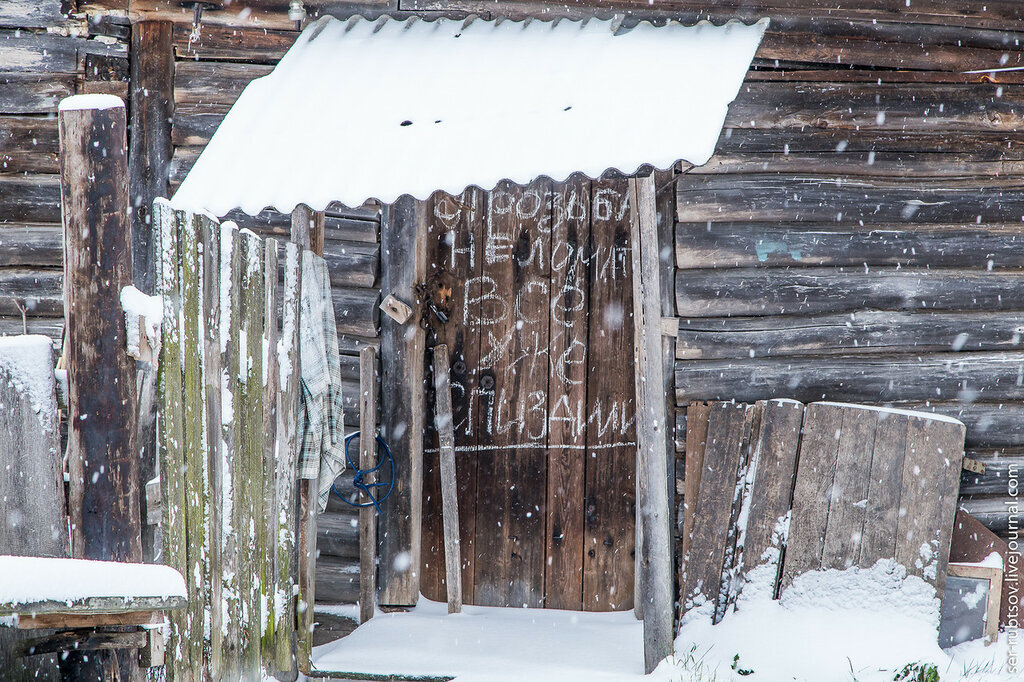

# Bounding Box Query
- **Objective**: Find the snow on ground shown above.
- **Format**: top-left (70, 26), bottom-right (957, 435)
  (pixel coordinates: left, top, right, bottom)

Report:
top-left (312, 560), bottom-right (1019, 681)
top-left (0, 556), bottom-right (186, 606)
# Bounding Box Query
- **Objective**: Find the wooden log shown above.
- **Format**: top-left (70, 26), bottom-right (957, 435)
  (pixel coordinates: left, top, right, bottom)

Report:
top-left (676, 351), bottom-right (1024, 404)
top-left (171, 101), bottom-right (229, 145)
top-left (714, 128), bottom-right (1024, 156)
top-left (174, 61), bottom-right (273, 105)
top-left (314, 556), bottom-right (360, 604)
top-left (960, 450), bottom-right (1024, 495)
top-left (677, 174), bottom-right (1024, 225)
top-left (628, 175), bottom-right (672, 672)
top-left (0, 0), bottom-right (66, 28)
top-left (0, 268), bottom-right (62, 317)
top-left (0, 74), bottom-right (75, 114)
top-left (676, 222), bottom-right (1024, 270)
top-left (274, 240), bottom-right (301, 674)
top-left (676, 311), bottom-right (1024, 360)
top-left (694, 151), bottom-right (1024, 179)
top-left (958, 497), bottom-right (1020, 534)
top-left (432, 344), bottom-right (463, 614)
top-left (359, 346), bottom-right (378, 622)
top-left (17, 630), bottom-right (148, 657)
top-left (318, 511), bottom-right (360, 559)
top-left (675, 267), bottom-right (1024, 318)
top-left (0, 116), bottom-right (59, 173)
top-left (378, 196), bottom-right (427, 606)
top-left (172, 22), bottom-right (297, 62)
top-left (60, 95), bottom-right (141, 564)
top-left (725, 82), bottom-right (1024, 133)
top-left (0, 174), bottom-right (61, 224)
top-left (129, 20), bottom-right (174, 294)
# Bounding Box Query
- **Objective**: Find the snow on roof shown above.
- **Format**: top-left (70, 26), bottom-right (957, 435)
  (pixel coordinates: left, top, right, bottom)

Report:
top-left (172, 15), bottom-right (767, 215)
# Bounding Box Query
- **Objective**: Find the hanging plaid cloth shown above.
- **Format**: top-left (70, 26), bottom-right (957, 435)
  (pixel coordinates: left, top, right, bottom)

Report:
top-left (297, 250), bottom-right (346, 511)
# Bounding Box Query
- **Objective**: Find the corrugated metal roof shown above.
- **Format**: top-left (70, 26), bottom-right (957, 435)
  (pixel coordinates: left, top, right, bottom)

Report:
top-left (172, 15), bottom-right (767, 215)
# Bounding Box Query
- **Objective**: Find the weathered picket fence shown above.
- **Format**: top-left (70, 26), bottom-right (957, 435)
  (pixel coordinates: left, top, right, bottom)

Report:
top-left (154, 197), bottom-right (304, 679)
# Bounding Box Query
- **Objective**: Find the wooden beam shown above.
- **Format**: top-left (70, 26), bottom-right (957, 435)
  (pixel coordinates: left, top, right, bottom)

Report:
top-left (129, 20), bottom-right (173, 294)
top-left (378, 196), bottom-right (427, 606)
top-left (628, 174), bottom-right (673, 673)
top-left (60, 96), bottom-right (141, 564)
top-left (359, 345), bottom-right (378, 623)
top-left (431, 344), bottom-right (462, 614)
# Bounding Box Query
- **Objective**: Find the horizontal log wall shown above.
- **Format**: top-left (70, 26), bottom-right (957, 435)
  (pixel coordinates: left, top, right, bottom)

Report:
top-left (0, 5), bottom-right (130, 343)
top-left (672, 18), bottom-right (1024, 545)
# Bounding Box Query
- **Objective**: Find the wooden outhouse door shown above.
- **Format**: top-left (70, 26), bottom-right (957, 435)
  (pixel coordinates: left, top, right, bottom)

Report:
top-left (420, 176), bottom-right (637, 611)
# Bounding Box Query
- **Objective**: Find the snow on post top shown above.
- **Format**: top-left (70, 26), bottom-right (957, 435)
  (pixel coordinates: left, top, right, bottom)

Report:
top-left (58, 93), bottom-right (125, 112)
top-left (0, 335), bottom-right (58, 425)
top-left (0, 556), bottom-right (186, 607)
top-left (173, 15), bottom-right (768, 216)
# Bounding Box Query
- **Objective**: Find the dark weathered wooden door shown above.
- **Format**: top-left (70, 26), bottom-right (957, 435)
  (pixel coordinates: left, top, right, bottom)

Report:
top-left (421, 176), bottom-right (637, 610)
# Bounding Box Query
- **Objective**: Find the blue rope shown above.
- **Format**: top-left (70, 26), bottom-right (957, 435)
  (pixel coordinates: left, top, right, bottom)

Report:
top-left (331, 431), bottom-right (395, 515)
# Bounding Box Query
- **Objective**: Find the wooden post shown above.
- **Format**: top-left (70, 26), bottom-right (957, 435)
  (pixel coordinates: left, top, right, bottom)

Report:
top-left (60, 94), bottom-right (141, 564)
top-left (628, 174), bottom-right (673, 673)
top-left (263, 238), bottom-right (281, 666)
top-left (292, 203), bottom-right (322, 672)
top-left (431, 344), bottom-right (462, 614)
top-left (130, 19), bottom-right (173, 567)
top-left (378, 196), bottom-right (427, 606)
top-left (359, 346), bottom-right (378, 623)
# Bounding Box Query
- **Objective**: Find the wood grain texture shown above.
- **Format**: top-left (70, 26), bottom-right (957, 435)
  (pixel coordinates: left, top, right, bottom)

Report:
top-left (680, 402), bottom-right (710, 582)
top-left (820, 408), bottom-right (876, 570)
top-left (781, 403), bottom-right (843, 590)
top-left (859, 413), bottom-right (907, 568)
top-left (432, 344), bottom-right (463, 614)
top-left (583, 178), bottom-right (635, 612)
top-left (61, 101), bottom-right (141, 564)
top-left (378, 196), bottom-right (427, 606)
top-left (545, 175), bottom-right (591, 610)
top-left (676, 311), bottom-right (1024, 360)
top-left (359, 346), bottom-right (378, 623)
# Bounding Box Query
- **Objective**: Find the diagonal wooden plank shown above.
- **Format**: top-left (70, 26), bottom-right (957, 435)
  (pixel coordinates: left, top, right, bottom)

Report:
top-left (682, 402), bottom-right (750, 618)
top-left (738, 400), bottom-right (804, 586)
top-left (895, 414), bottom-right (966, 597)
top-left (820, 406), bottom-right (877, 571)
top-left (780, 402), bottom-right (844, 591)
top-left (859, 411), bottom-right (908, 568)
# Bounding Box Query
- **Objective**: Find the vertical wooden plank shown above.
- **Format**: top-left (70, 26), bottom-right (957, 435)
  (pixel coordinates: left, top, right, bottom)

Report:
top-left (894, 415), bottom-right (965, 597)
top-left (262, 238), bottom-right (280, 664)
top-left (432, 344), bottom-right (463, 614)
top-left (180, 208), bottom-right (208, 676)
top-left (681, 402), bottom-right (749, 618)
top-left (359, 346), bottom-right (378, 623)
top-left (60, 96), bottom-right (141, 563)
top-left (238, 229), bottom-right (265, 677)
top-left (129, 20), bottom-right (173, 294)
top-left (154, 198), bottom-right (187, 679)
top-left (424, 188), bottom-right (484, 604)
top-left (545, 175), bottom-right (591, 610)
top-left (680, 402), bottom-right (710, 585)
top-left (780, 402), bottom-right (845, 591)
top-left (473, 179), bottom-right (551, 608)
top-left (379, 195), bottom-right (428, 606)
top-left (738, 400), bottom-right (804, 581)
top-left (628, 174), bottom-right (673, 671)
top-left (219, 220), bottom-right (242, 677)
top-left (820, 407), bottom-right (878, 570)
top-left (200, 216), bottom-right (224, 680)
top-left (583, 178), bottom-right (635, 611)
top-left (274, 241), bottom-right (302, 672)
top-left (859, 413), bottom-right (907, 568)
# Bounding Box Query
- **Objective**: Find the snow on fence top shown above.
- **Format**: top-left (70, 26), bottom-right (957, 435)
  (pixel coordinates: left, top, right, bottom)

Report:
top-left (0, 334), bottom-right (57, 424)
top-left (0, 556), bottom-right (186, 606)
top-left (172, 15), bottom-right (767, 215)
top-left (57, 93), bottom-right (125, 112)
